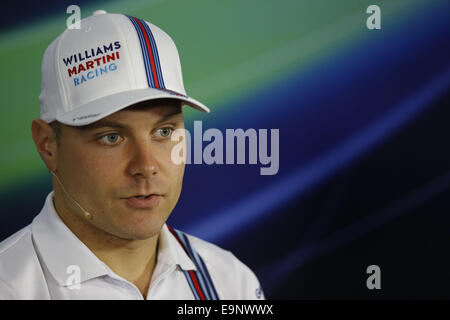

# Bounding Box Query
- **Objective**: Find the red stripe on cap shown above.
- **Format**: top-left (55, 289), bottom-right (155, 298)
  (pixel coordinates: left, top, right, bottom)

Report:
top-left (189, 270), bottom-right (206, 300)
top-left (133, 17), bottom-right (160, 88)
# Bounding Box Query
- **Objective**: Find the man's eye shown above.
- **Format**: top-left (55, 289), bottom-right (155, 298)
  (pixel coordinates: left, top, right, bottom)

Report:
top-left (100, 133), bottom-right (121, 144)
top-left (156, 127), bottom-right (173, 138)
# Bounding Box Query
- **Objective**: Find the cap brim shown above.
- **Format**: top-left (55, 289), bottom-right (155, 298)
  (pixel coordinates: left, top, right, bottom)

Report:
top-left (55, 87), bottom-right (209, 126)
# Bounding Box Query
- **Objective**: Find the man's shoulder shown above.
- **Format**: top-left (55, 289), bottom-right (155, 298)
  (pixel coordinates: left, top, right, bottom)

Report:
top-left (0, 223), bottom-right (51, 299)
top-left (0, 224), bottom-right (36, 276)
top-left (179, 230), bottom-right (265, 299)
top-left (0, 226), bottom-right (34, 299)
top-left (0, 225), bottom-right (33, 257)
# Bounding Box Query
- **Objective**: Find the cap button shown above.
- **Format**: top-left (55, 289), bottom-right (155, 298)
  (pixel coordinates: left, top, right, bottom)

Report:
top-left (93, 10), bottom-right (107, 15)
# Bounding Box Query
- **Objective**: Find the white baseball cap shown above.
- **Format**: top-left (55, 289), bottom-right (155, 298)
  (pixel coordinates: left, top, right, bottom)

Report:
top-left (39, 10), bottom-right (210, 126)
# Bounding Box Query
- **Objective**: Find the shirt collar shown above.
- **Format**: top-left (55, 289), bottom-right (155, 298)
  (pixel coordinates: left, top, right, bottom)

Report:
top-left (32, 191), bottom-right (195, 287)
top-left (157, 224), bottom-right (197, 272)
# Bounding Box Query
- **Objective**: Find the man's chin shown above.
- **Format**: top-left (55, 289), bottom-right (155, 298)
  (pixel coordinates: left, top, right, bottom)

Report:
top-left (115, 217), bottom-right (166, 241)
top-left (111, 227), bottom-right (162, 241)
top-left (107, 202), bottom-right (170, 240)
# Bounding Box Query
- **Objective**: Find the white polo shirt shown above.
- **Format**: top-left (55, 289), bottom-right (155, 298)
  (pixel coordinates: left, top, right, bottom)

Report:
top-left (0, 192), bottom-right (264, 300)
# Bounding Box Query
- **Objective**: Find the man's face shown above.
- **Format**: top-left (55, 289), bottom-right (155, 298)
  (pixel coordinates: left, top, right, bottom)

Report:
top-left (54, 100), bottom-right (185, 240)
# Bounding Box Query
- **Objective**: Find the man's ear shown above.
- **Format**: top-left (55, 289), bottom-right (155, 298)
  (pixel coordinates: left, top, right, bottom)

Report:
top-left (31, 119), bottom-right (58, 172)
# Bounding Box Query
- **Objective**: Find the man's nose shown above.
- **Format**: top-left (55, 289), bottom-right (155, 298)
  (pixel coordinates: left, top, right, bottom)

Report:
top-left (128, 139), bottom-right (159, 178)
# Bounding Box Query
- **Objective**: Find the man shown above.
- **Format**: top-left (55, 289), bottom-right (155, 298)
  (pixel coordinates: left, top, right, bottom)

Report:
top-left (0, 10), bottom-right (264, 300)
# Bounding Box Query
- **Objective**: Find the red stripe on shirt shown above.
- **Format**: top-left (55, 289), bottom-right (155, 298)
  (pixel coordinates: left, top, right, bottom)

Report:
top-left (189, 270), bottom-right (206, 300)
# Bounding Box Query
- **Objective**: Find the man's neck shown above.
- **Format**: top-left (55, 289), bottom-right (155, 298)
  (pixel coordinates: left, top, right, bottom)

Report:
top-left (53, 193), bottom-right (159, 299)
top-left (92, 238), bottom-right (158, 299)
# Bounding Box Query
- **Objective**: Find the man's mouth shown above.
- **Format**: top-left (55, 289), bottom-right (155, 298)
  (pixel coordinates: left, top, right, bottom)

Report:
top-left (125, 192), bottom-right (162, 199)
top-left (125, 194), bottom-right (163, 208)
top-left (134, 195), bottom-right (151, 199)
